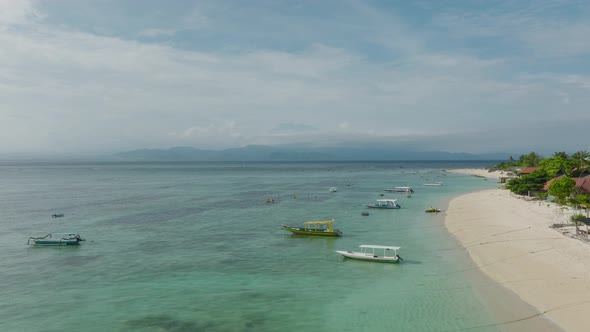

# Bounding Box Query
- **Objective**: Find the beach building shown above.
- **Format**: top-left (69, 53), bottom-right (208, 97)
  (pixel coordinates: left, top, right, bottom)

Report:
top-left (573, 166), bottom-right (590, 178)
top-left (543, 176), bottom-right (590, 194)
top-left (517, 167), bottom-right (540, 176)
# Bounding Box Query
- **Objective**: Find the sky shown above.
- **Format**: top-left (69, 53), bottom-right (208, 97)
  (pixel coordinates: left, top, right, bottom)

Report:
top-left (1, 0), bottom-right (589, 156)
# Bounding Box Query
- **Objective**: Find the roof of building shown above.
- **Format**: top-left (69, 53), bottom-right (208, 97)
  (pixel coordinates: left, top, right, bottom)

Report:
top-left (517, 167), bottom-right (540, 175)
top-left (543, 176), bottom-right (590, 193)
top-left (573, 166), bottom-right (590, 177)
top-left (574, 177), bottom-right (590, 193)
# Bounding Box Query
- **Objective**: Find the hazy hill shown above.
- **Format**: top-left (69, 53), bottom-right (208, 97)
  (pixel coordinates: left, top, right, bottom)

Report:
top-left (114, 145), bottom-right (509, 161)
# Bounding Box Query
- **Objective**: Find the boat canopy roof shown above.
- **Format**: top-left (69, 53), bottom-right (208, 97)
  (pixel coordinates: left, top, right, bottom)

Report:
top-left (50, 232), bottom-right (79, 236)
top-left (376, 199), bottom-right (397, 203)
top-left (359, 245), bottom-right (401, 250)
top-left (395, 186), bottom-right (412, 189)
top-left (303, 219), bottom-right (335, 225)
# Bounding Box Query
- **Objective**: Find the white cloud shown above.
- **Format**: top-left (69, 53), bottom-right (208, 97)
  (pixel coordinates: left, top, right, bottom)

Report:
top-left (138, 28), bottom-right (177, 38)
top-left (431, 0), bottom-right (590, 59)
top-left (270, 123), bottom-right (317, 134)
top-left (0, 0), bottom-right (40, 27)
top-left (0, 0), bottom-right (588, 155)
top-left (176, 121), bottom-right (241, 139)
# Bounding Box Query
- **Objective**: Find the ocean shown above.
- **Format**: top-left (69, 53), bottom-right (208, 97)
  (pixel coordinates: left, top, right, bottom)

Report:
top-left (0, 161), bottom-right (535, 331)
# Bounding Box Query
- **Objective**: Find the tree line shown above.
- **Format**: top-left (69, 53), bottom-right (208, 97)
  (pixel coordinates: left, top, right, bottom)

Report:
top-left (496, 151), bottom-right (590, 207)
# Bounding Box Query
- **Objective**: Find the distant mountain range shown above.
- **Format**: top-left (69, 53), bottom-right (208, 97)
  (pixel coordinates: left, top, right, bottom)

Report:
top-left (114, 145), bottom-right (510, 161)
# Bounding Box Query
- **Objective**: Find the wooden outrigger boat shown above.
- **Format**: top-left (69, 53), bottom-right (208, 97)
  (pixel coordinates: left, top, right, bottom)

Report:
top-left (425, 207), bottom-right (441, 213)
top-left (336, 245), bottom-right (402, 263)
top-left (366, 199), bottom-right (401, 209)
top-left (282, 219), bottom-right (342, 237)
top-left (27, 233), bottom-right (85, 246)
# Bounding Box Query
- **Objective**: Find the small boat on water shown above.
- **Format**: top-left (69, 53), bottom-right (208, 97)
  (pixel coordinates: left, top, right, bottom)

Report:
top-left (425, 207), bottom-right (441, 213)
top-left (384, 186), bottom-right (414, 193)
top-left (51, 213), bottom-right (64, 218)
top-left (336, 245), bottom-right (402, 263)
top-left (367, 199), bottom-right (400, 209)
top-left (423, 182), bottom-right (443, 187)
top-left (282, 219), bottom-right (342, 237)
top-left (329, 187), bottom-right (337, 192)
top-left (27, 233), bottom-right (85, 246)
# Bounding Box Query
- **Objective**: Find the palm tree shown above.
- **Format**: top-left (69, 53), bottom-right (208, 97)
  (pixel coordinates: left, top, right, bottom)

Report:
top-left (571, 150), bottom-right (590, 169)
top-left (519, 152), bottom-right (543, 167)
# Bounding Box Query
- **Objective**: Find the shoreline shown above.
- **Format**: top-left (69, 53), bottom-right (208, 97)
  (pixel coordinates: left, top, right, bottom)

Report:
top-left (447, 168), bottom-right (507, 179)
top-left (444, 185), bottom-right (590, 331)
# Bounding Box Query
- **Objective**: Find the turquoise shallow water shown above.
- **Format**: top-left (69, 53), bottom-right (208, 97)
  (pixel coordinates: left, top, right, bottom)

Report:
top-left (0, 161), bottom-right (509, 331)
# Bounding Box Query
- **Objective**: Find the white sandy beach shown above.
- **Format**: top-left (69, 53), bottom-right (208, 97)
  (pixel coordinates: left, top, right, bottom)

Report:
top-left (445, 185), bottom-right (590, 331)
top-left (447, 168), bottom-right (507, 179)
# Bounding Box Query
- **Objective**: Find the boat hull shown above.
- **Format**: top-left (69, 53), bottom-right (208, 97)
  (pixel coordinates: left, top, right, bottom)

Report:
top-left (367, 205), bottom-right (400, 209)
top-left (30, 239), bottom-right (81, 246)
top-left (335, 250), bottom-right (399, 263)
top-left (282, 226), bottom-right (342, 237)
top-left (384, 188), bottom-right (414, 193)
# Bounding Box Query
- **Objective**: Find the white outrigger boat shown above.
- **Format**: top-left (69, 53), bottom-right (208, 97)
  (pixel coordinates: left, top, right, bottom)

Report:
top-left (423, 182), bottom-right (443, 186)
top-left (336, 245), bottom-right (402, 263)
top-left (384, 186), bottom-right (414, 193)
top-left (366, 199), bottom-right (400, 209)
top-left (27, 233), bottom-right (85, 246)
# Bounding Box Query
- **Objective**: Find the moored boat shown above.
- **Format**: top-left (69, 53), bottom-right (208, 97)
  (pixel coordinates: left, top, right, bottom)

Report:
top-left (335, 245), bottom-right (402, 263)
top-left (329, 187), bottom-right (337, 192)
top-left (423, 182), bottom-right (443, 187)
top-left (27, 233), bottom-right (85, 246)
top-left (367, 199), bottom-right (400, 209)
top-left (384, 186), bottom-right (414, 193)
top-left (51, 213), bottom-right (64, 218)
top-left (282, 219), bottom-right (342, 237)
top-left (425, 207), bottom-right (441, 213)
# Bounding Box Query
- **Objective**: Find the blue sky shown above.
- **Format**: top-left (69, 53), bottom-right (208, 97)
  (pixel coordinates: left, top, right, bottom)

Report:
top-left (1, 0), bottom-right (589, 156)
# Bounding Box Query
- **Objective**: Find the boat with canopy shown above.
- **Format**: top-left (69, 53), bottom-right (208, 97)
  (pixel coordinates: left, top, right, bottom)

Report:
top-left (281, 219), bottom-right (342, 237)
top-left (335, 245), bottom-right (402, 263)
top-left (384, 187), bottom-right (414, 193)
top-left (27, 233), bottom-right (85, 246)
top-left (366, 199), bottom-right (401, 209)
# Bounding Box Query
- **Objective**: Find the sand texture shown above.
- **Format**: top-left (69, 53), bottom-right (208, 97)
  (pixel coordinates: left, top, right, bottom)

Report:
top-left (447, 168), bottom-right (509, 179)
top-left (445, 188), bottom-right (590, 331)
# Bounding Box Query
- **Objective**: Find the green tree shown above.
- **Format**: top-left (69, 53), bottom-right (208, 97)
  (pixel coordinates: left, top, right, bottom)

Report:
top-left (539, 155), bottom-right (573, 177)
top-left (548, 176), bottom-right (576, 203)
top-left (571, 150), bottom-right (590, 169)
top-left (507, 170), bottom-right (551, 195)
top-left (553, 151), bottom-right (569, 159)
top-left (577, 194), bottom-right (590, 208)
top-left (518, 152), bottom-right (543, 167)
